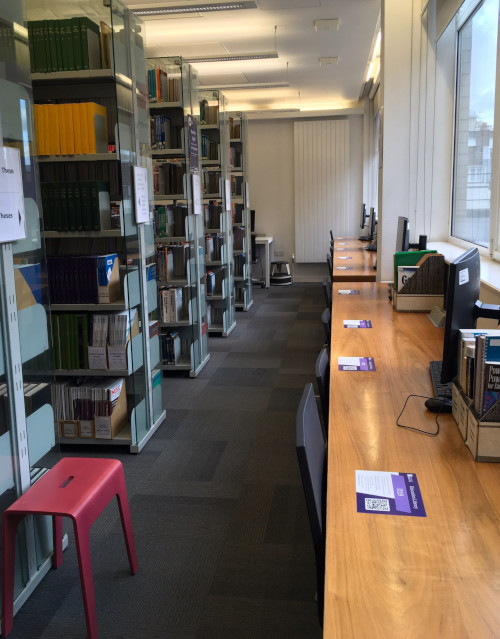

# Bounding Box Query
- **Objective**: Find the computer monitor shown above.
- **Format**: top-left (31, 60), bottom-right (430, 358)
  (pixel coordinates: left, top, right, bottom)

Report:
top-left (396, 216), bottom-right (410, 252)
top-left (360, 203), bottom-right (367, 230)
top-left (367, 207), bottom-right (377, 242)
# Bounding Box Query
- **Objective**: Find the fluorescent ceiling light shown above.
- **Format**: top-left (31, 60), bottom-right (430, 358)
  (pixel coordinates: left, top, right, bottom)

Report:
top-left (133, 1), bottom-right (257, 15)
top-left (318, 57), bottom-right (338, 66)
top-left (187, 51), bottom-right (278, 63)
top-left (313, 19), bottom-right (340, 31)
top-left (199, 82), bottom-right (289, 90)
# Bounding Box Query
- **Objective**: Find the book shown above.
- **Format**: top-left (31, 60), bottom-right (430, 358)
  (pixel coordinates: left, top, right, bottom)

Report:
top-left (474, 334), bottom-right (500, 414)
top-left (480, 362), bottom-right (500, 418)
top-left (79, 18), bottom-right (101, 70)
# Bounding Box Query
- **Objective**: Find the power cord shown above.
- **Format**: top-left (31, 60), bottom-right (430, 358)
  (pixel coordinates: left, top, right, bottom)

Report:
top-left (396, 394), bottom-right (448, 437)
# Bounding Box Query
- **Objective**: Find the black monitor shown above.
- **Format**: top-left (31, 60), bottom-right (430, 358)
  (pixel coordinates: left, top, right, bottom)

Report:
top-left (360, 203), bottom-right (367, 230)
top-left (396, 216), bottom-right (410, 252)
top-left (367, 207), bottom-right (377, 241)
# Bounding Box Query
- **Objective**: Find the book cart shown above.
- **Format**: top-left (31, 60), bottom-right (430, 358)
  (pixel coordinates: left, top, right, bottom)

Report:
top-left (199, 89), bottom-right (236, 336)
top-left (26, 0), bottom-right (165, 451)
top-left (148, 56), bottom-right (210, 376)
top-left (229, 111), bottom-right (253, 311)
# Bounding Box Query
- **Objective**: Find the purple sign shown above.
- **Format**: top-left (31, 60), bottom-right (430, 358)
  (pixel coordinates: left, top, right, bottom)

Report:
top-left (338, 357), bottom-right (376, 371)
top-left (355, 470), bottom-right (426, 517)
top-left (343, 320), bottom-right (372, 328)
top-left (187, 114), bottom-right (199, 172)
top-left (338, 289), bottom-right (360, 295)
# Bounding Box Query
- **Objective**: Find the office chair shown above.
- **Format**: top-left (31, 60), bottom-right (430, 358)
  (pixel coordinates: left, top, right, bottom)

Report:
top-left (321, 307), bottom-right (331, 351)
top-left (322, 275), bottom-right (332, 310)
top-left (326, 254), bottom-right (333, 284)
top-left (296, 383), bottom-right (327, 627)
top-left (315, 346), bottom-right (330, 436)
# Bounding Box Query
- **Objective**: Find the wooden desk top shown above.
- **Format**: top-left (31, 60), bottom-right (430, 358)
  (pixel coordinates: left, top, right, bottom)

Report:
top-left (324, 282), bottom-right (500, 638)
top-left (332, 238), bottom-right (376, 282)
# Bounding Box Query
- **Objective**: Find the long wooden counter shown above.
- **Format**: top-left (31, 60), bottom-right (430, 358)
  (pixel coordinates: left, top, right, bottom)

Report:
top-left (332, 238), bottom-right (376, 282)
top-left (324, 281), bottom-right (500, 638)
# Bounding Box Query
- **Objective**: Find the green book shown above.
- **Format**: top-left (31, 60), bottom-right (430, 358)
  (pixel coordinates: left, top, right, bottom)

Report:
top-left (59, 314), bottom-right (70, 369)
top-left (33, 21), bottom-right (46, 73)
top-left (40, 182), bottom-right (50, 231)
top-left (47, 20), bottom-right (57, 72)
top-left (79, 182), bottom-right (91, 231)
top-left (81, 314), bottom-right (89, 369)
top-left (79, 17), bottom-right (101, 70)
top-left (51, 315), bottom-right (61, 369)
top-left (69, 182), bottom-right (83, 231)
top-left (62, 19), bottom-right (74, 71)
top-left (58, 181), bottom-right (69, 231)
top-left (66, 182), bottom-right (76, 231)
top-left (54, 20), bottom-right (63, 72)
top-left (42, 20), bottom-right (51, 73)
top-left (48, 181), bottom-right (59, 232)
top-left (27, 21), bottom-right (35, 72)
top-left (71, 314), bottom-right (80, 369)
top-left (71, 17), bottom-right (82, 71)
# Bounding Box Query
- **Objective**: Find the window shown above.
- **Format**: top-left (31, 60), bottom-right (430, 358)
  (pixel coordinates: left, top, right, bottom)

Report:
top-left (452, 0), bottom-right (499, 248)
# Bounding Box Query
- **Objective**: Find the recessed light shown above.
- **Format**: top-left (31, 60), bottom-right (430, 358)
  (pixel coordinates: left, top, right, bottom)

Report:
top-left (318, 57), bottom-right (339, 66)
top-left (313, 19), bottom-right (340, 31)
top-left (199, 82), bottom-right (289, 90)
top-left (187, 52), bottom-right (278, 63)
top-left (133, 1), bottom-right (257, 15)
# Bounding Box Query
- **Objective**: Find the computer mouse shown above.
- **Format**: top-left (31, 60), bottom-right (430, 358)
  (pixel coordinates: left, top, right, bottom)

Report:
top-left (424, 397), bottom-right (452, 413)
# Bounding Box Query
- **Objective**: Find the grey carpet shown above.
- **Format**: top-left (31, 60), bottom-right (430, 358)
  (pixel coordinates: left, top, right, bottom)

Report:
top-left (6, 284), bottom-right (325, 639)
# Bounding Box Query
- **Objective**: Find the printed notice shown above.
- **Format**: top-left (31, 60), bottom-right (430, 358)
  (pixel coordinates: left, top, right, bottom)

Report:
top-left (336, 266), bottom-right (353, 270)
top-left (343, 320), bottom-right (372, 328)
top-left (355, 470), bottom-right (426, 517)
top-left (338, 357), bottom-right (376, 371)
top-left (133, 166), bottom-right (149, 224)
top-left (338, 256), bottom-right (352, 260)
top-left (0, 146), bottom-right (26, 242)
top-left (338, 289), bottom-right (360, 295)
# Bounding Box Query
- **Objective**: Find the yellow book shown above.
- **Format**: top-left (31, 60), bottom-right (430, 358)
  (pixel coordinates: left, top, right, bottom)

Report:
top-left (33, 104), bottom-right (43, 155)
top-left (61, 103), bottom-right (75, 155)
top-left (85, 102), bottom-right (108, 153)
top-left (71, 103), bottom-right (83, 154)
top-left (58, 103), bottom-right (67, 155)
top-left (79, 102), bottom-right (90, 154)
top-left (40, 104), bottom-right (49, 156)
top-left (47, 104), bottom-right (61, 156)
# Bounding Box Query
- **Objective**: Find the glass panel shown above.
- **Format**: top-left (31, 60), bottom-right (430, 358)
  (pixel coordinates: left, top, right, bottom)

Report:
top-left (452, 0), bottom-right (499, 246)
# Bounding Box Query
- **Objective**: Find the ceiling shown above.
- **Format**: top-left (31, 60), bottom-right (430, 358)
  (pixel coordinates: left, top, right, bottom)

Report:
top-left (124, 0), bottom-right (381, 116)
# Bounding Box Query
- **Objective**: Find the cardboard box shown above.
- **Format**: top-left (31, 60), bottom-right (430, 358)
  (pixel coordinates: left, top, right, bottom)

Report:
top-left (397, 266), bottom-right (419, 292)
top-left (452, 383), bottom-right (470, 441)
top-left (59, 420), bottom-right (78, 438)
top-left (94, 380), bottom-right (128, 439)
top-left (107, 311), bottom-right (140, 371)
top-left (465, 409), bottom-right (500, 462)
top-left (78, 420), bottom-right (95, 439)
top-left (97, 254), bottom-right (120, 304)
top-left (88, 346), bottom-right (108, 370)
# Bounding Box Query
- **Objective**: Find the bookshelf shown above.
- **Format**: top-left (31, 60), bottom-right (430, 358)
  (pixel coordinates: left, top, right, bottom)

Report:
top-left (229, 112), bottom-right (253, 311)
top-left (0, 3), bottom-right (60, 614)
top-left (148, 56), bottom-right (210, 376)
top-left (200, 90), bottom-right (236, 336)
top-left (26, 0), bottom-right (165, 451)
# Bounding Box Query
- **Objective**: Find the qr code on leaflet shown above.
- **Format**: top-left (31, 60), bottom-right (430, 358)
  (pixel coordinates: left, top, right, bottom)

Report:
top-left (365, 498), bottom-right (390, 512)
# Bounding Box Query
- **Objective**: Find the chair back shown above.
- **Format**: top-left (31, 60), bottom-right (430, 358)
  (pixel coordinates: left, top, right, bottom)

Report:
top-left (296, 383), bottom-right (327, 625)
top-left (326, 254), bottom-right (333, 283)
top-left (321, 307), bottom-right (331, 350)
top-left (322, 275), bottom-right (332, 309)
top-left (315, 346), bottom-right (330, 434)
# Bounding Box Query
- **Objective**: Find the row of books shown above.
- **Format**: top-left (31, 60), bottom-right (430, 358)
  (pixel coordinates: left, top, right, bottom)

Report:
top-left (41, 180), bottom-right (111, 232)
top-left (202, 170), bottom-right (220, 195)
top-left (458, 329), bottom-right (500, 421)
top-left (204, 202), bottom-right (223, 229)
top-left (199, 99), bottom-right (219, 126)
top-left (27, 17), bottom-right (102, 73)
top-left (232, 203), bottom-right (244, 225)
top-left (231, 174), bottom-right (243, 196)
top-left (34, 102), bottom-right (108, 156)
top-left (39, 158), bottom-right (120, 201)
top-left (205, 234), bottom-right (224, 261)
top-left (147, 67), bottom-right (181, 103)
top-left (233, 226), bottom-right (245, 251)
top-left (206, 303), bottom-right (224, 327)
top-left (229, 147), bottom-right (242, 169)
top-left (150, 115), bottom-right (183, 150)
top-left (159, 287), bottom-right (186, 323)
top-left (47, 253), bottom-right (120, 305)
top-left (154, 204), bottom-right (188, 238)
top-left (229, 118), bottom-right (241, 139)
top-left (201, 136), bottom-right (219, 161)
top-left (0, 382), bottom-right (50, 436)
top-left (160, 330), bottom-right (184, 366)
top-left (156, 244), bottom-right (189, 281)
top-left (153, 160), bottom-right (185, 196)
top-left (234, 254), bottom-right (246, 277)
top-left (52, 377), bottom-right (124, 421)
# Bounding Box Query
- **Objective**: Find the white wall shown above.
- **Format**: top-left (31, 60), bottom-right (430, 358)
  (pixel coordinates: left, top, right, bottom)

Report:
top-left (248, 115), bottom-right (363, 281)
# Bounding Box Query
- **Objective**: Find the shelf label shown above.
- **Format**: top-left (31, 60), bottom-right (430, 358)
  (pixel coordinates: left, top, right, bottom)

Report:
top-left (225, 178), bottom-right (231, 211)
top-left (187, 114), bottom-right (199, 172)
top-left (133, 165), bottom-right (150, 224)
top-left (338, 356), bottom-right (375, 371)
top-left (0, 146), bottom-right (26, 242)
top-left (356, 470), bottom-right (426, 517)
top-left (343, 320), bottom-right (372, 328)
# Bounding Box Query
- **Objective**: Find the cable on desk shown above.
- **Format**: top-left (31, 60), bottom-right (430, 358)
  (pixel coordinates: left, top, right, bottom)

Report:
top-left (396, 394), bottom-right (446, 437)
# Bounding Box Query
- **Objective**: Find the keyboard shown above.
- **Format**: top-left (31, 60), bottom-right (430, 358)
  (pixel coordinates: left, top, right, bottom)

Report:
top-left (429, 360), bottom-right (452, 400)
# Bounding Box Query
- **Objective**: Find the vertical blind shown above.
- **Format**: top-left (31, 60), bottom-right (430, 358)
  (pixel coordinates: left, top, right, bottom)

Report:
top-left (294, 119), bottom-right (350, 263)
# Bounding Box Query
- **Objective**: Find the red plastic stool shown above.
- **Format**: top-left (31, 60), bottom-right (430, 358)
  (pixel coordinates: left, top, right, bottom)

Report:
top-left (1, 457), bottom-right (138, 639)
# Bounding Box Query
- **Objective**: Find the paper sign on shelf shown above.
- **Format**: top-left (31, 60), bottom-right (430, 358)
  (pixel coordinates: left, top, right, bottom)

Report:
top-left (338, 289), bottom-right (360, 295)
top-left (338, 356), bottom-right (376, 371)
top-left (225, 179), bottom-right (231, 211)
top-left (343, 320), bottom-right (372, 328)
top-left (192, 173), bottom-right (202, 215)
top-left (133, 166), bottom-right (150, 224)
top-left (338, 256), bottom-right (352, 260)
top-left (0, 146), bottom-right (26, 243)
top-left (355, 470), bottom-right (426, 517)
